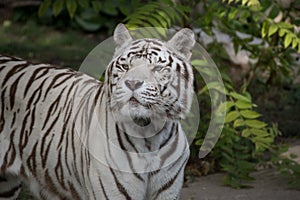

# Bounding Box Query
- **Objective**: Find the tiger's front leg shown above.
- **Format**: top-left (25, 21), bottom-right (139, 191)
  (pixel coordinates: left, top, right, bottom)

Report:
top-left (148, 166), bottom-right (186, 200)
top-left (147, 148), bottom-right (189, 200)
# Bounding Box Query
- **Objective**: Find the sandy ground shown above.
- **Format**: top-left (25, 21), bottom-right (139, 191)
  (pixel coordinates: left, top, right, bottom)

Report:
top-left (181, 169), bottom-right (300, 200)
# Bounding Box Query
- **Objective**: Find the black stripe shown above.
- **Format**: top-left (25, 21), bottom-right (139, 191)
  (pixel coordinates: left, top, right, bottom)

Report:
top-left (120, 124), bottom-right (139, 153)
top-left (43, 72), bottom-right (71, 100)
top-left (45, 169), bottom-right (64, 199)
top-left (25, 78), bottom-right (48, 110)
top-left (40, 110), bottom-right (61, 168)
top-left (98, 176), bottom-right (110, 199)
top-left (10, 111), bottom-right (16, 128)
top-left (109, 167), bottom-right (132, 200)
top-left (58, 102), bottom-right (72, 148)
top-left (154, 166), bottom-right (185, 199)
top-left (7, 130), bottom-right (16, 168)
top-left (182, 63), bottom-right (189, 82)
top-left (9, 72), bottom-right (25, 110)
top-left (160, 123), bottom-right (179, 167)
top-left (19, 111), bottom-right (31, 156)
top-left (0, 176), bottom-right (7, 181)
top-left (42, 87), bottom-right (66, 130)
top-left (53, 74), bottom-right (74, 88)
top-left (64, 120), bottom-right (72, 176)
top-left (116, 124), bottom-right (144, 181)
top-left (26, 141), bottom-right (38, 177)
top-left (144, 39), bottom-right (163, 46)
top-left (0, 87), bottom-right (6, 134)
top-left (55, 147), bottom-right (67, 190)
top-left (0, 184), bottom-right (21, 198)
top-left (159, 122), bottom-right (176, 149)
top-left (0, 58), bottom-right (13, 64)
top-left (0, 65), bottom-right (5, 74)
top-left (23, 66), bottom-right (49, 98)
top-left (1, 62), bottom-right (28, 87)
top-left (68, 181), bottom-right (81, 200)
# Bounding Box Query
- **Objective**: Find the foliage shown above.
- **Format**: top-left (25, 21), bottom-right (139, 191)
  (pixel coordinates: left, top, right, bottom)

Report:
top-left (191, 0), bottom-right (300, 188)
top-left (193, 58), bottom-right (279, 188)
top-left (25, 0), bottom-right (140, 31)
top-left (123, 1), bottom-right (189, 29)
top-left (222, 0), bottom-right (260, 8)
top-left (215, 92), bottom-right (277, 188)
top-left (275, 156), bottom-right (300, 189)
top-left (0, 21), bottom-right (94, 67)
top-left (36, 0), bottom-right (187, 32)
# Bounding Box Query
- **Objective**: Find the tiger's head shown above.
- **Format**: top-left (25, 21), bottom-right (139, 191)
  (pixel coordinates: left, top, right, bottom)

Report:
top-left (105, 24), bottom-right (195, 127)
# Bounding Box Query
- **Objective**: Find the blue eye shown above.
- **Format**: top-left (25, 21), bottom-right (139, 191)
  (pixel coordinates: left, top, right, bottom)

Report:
top-left (122, 64), bottom-right (129, 70)
top-left (153, 65), bottom-right (163, 71)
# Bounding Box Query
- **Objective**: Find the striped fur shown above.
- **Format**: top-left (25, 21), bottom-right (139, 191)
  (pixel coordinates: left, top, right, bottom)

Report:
top-left (0, 24), bottom-right (195, 200)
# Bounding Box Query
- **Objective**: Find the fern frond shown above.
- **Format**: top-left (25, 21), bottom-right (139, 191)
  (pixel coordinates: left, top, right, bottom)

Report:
top-left (222, 0), bottom-right (260, 8)
top-left (123, 1), bottom-right (188, 38)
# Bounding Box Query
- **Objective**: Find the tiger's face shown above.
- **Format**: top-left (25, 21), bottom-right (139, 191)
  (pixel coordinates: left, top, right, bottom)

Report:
top-left (106, 24), bottom-right (195, 127)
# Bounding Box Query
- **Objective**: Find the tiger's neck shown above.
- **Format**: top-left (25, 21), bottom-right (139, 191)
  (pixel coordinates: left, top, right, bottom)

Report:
top-left (114, 120), bottom-right (178, 152)
top-left (86, 88), bottom-right (188, 173)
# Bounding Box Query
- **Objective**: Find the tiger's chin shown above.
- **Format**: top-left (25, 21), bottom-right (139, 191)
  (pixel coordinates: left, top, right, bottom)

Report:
top-left (117, 102), bottom-right (153, 126)
top-left (112, 98), bottom-right (167, 136)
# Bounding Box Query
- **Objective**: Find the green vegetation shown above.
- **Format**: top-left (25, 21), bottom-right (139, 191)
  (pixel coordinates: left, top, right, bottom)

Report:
top-left (1, 0), bottom-right (300, 190)
top-left (0, 20), bottom-right (96, 67)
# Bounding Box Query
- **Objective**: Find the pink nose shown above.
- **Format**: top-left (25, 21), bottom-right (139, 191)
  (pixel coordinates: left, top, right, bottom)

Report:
top-left (125, 80), bottom-right (144, 91)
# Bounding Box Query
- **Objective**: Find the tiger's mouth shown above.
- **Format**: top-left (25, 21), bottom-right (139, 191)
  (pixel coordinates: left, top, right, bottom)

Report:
top-left (128, 97), bottom-right (140, 107)
top-left (128, 96), bottom-right (152, 109)
top-left (128, 97), bottom-right (152, 126)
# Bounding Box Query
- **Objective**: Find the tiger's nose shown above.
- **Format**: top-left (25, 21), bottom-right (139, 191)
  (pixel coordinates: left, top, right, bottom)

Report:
top-left (125, 80), bottom-right (144, 91)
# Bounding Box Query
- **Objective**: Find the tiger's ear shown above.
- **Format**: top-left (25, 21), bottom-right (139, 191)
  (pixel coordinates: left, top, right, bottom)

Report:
top-left (114, 23), bottom-right (133, 48)
top-left (167, 28), bottom-right (195, 60)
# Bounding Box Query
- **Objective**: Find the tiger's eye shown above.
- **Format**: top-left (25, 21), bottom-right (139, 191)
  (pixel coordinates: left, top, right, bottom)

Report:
top-left (153, 65), bottom-right (163, 72)
top-left (122, 64), bottom-right (129, 70)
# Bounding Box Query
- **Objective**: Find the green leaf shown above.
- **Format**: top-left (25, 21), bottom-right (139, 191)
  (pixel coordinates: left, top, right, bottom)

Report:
top-left (74, 16), bottom-right (101, 32)
top-left (245, 120), bottom-right (267, 128)
top-left (225, 111), bottom-right (240, 123)
top-left (268, 24), bottom-right (278, 37)
top-left (217, 101), bottom-right (233, 114)
top-left (235, 100), bottom-right (252, 109)
top-left (229, 92), bottom-right (251, 103)
top-left (240, 110), bottom-right (261, 119)
top-left (261, 21), bottom-right (268, 38)
top-left (91, 1), bottom-right (102, 13)
top-left (222, 145), bottom-right (233, 154)
top-left (233, 119), bottom-right (244, 127)
top-left (38, 0), bottom-right (51, 17)
top-left (277, 22), bottom-right (294, 29)
top-left (66, 0), bottom-right (77, 18)
top-left (249, 128), bottom-right (270, 136)
top-left (77, 0), bottom-right (89, 8)
top-left (221, 152), bottom-right (235, 163)
top-left (284, 34), bottom-right (293, 48)
top-left (292, 38), bottom-right (298, 48)
top-left (53, 0), bottom-right (64, 16)
top-left (279, 28), bottom-right (287, 37)
top-left (242, 129), bottom-right (251, 137)
top-left (226, 101), bottom-right (235, 111)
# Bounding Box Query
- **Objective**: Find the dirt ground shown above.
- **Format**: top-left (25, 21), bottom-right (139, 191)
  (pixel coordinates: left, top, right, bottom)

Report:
top-left (181, 169), bottom-right (300, 200)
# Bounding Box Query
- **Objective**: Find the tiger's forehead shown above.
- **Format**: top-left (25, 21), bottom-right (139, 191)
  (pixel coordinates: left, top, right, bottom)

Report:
top-left (119, 39), bottom-right (171, 63)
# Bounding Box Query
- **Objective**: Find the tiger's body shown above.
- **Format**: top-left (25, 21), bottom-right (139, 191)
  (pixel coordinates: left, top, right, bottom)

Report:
top-left (0, 24), bottom-right (195, 200)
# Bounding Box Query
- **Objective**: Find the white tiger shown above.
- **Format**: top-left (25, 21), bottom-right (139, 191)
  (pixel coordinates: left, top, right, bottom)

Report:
top-left (0, 24), bottom-right (195, 200)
